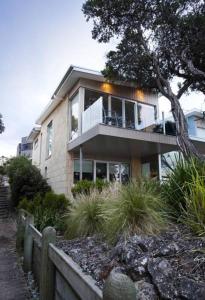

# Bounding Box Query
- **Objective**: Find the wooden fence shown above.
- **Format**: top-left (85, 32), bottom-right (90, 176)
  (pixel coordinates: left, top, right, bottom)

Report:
top-left (16, 209), bottom-right (136, 300)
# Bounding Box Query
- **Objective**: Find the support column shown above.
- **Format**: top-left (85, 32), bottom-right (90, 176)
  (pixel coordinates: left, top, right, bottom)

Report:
top-left (158, 154), bottom-right (162, 182)
top-left (80, 146), bottom-right (83, 181)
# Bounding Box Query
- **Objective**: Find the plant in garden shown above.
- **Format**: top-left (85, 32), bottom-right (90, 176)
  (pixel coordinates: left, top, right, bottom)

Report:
top-left (180, 174), bottom-right (205, 236)
top-left (71, 178), bottom-right (109, 196)
top-left (102, 179), bottom-right (167, 242)
top-left (6, 156), bottom-right (51, 206)
top-left (65, 189), bottom-right (105, 238)
top-left (18, 191), bottom-right (70, 232)
top-left (161, 157), bottom-right (205, 216)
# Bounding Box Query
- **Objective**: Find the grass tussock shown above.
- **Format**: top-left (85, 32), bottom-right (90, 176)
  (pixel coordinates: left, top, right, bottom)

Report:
top-left (102, 179), bottom-right (168, 242)
top-left (65, 179), bottom-right (168, 241)
top-left (180, 174), bottom-right (205, 236)
top-left (65, 189), bottom-right (105, 239)
top-left (161, 157), bottom-right (205, 216)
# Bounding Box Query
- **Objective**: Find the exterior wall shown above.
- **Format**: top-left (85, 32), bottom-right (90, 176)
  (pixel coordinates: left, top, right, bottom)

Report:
top-left (131, 158), bottom-right (141, 178)
top-left (187, 115), bottom-right (205, 140)
top-left (32, 133), bottom-right (41, 167)
top-left (68, 79), bottom-right (158, 114)
top-left (32, 98), bottom-right (71, 196)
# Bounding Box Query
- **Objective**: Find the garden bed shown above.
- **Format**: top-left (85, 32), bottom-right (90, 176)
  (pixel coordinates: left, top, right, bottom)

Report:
top-left (57, 224), bottom-right (205, 300)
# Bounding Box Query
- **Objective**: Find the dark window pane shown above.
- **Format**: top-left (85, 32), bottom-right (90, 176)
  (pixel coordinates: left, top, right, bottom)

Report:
top-left (125, 102), bottom-right (135, 129)
top-left (111, 97), bottom-right (122, 127)
top-left (96, 162), bottom-right (107, 180)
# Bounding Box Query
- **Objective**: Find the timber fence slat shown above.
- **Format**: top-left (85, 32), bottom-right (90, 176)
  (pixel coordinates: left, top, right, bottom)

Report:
top-left (49, 243), bottom-right (103, 300)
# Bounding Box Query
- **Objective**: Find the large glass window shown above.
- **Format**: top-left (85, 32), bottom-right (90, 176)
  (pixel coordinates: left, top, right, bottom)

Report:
top-left (109, 163), bottom-right (120, 182)
top-left (111, 97), bottom-right (123, 127)
top-left (96, 162), bottom-right (107, 180)
top-left (74, 160), bottom-right (93, 183)
top-left (84, 89), bottom-right (108, 111)
top-left (121, 163), bottom-right (130, 183)
top-left (125, 101), bottom-right (135, 129)
top-left (46, 121), bottom-right (52, 157)
top-left (71, 92), bottom-right (79, 140)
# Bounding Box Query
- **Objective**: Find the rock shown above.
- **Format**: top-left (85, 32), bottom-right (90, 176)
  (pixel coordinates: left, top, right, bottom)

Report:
top-left (103, 269), bottom-right (136, 300)
top-left (135, 280), bottom-right (158, 300)
top-left (178, 277), bottom-right (205, 300)
top-left (148, 258), bottom-right (178, 299)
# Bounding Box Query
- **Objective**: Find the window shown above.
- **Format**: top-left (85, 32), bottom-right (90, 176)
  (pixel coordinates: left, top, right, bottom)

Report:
top-left (109, 163), bottom-right (120, 182)
top-left (73, 159), bottom-right (130, 183)
top-left (46, 121), bottom-right (53, 157)
top-left (74, 160), bottom-right (93, 183)
top-left (96, 162), bottom-right (107, 180)
top-left (71, 92), bottom-right (79, 140)
top-left (125, 101), bottom-right (135, 129)
top-left (34, 138), bottom-right (38, 149)
top-left (111, 97), bottom-right (123, 127)
top-left (84, 89), bottom-right (108, 111)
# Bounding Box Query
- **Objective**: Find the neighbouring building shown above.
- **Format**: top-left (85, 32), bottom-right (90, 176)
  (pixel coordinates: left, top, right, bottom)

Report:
top-left (28, 66), bottom-right (205, 196)
top-left (161, 109), bottom-right (205, 178)
top-left (17, 136), bottom-right (33, 159)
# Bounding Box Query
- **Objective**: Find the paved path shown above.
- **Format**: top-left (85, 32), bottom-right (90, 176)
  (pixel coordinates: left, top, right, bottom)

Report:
top-left (0, 216), bottom-right (30, 300)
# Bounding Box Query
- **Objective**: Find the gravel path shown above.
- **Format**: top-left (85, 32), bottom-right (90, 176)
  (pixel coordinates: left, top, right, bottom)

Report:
top-left (0, 217), bottom-right (30, 300)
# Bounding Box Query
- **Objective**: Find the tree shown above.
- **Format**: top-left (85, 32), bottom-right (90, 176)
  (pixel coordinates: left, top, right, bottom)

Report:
top-left (0, 114), bottom-right (5, 134)
top-left (6, 156), bottom-right (51, 206)
top-left (82, 0), bottom-right (205, 159)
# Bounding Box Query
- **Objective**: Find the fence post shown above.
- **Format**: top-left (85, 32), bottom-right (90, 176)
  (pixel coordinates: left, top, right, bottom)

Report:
top-left (40, 226), bottom-right (56, 300)
top-left (23, 213), bottom-right (34, 272)
top-left (103, 269), bottom-right (137, 300)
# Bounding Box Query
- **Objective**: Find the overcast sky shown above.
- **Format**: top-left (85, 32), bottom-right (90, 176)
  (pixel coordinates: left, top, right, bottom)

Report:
top-left (0, 0), bottom-right (204, 157)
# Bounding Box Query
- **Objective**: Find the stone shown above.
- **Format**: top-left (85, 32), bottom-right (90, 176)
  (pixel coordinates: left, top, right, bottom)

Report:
top-left (103, 269), bottom-right (136, 300)
top-left (135, 280), bottom-right (158, 300)
top-left (148, 258), bottom-right (178, 299)
top-left (178, 277), bottom-right (205, 300)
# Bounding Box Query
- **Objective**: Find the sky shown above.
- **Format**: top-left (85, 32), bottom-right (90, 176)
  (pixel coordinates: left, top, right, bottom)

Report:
top-left (0, 0), bottom-right (204, 157)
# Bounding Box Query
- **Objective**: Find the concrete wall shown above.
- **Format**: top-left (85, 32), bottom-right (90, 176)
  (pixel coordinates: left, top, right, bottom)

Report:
top-left (32, 98), bottom-right (71, 196)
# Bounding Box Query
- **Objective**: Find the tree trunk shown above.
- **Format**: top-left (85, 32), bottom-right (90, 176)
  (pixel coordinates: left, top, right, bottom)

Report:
top-left (170, 94), bottom-right (203, 159)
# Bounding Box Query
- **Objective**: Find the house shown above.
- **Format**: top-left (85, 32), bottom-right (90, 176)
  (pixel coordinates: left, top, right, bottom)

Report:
top-left (28, 66), bottom-right (205, 196)
top-left (161, 109), bottom-right (205, 177)
top-left (17, 136), bottom-right (33, 159)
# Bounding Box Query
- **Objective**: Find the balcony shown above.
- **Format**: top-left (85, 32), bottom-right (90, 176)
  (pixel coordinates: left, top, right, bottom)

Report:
top-left (82, 97), bottom-right (157, 134)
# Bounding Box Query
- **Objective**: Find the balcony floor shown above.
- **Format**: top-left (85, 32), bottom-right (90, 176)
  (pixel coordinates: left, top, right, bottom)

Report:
top-left (68, 124), bottom-right (180, 160)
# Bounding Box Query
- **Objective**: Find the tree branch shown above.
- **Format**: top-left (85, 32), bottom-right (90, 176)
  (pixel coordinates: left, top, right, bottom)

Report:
top-left (177, 80), bottom-right (191, 99)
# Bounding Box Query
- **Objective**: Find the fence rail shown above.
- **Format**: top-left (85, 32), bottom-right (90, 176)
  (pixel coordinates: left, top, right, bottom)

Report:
top-left (17, 209), bottom-right (136, 300)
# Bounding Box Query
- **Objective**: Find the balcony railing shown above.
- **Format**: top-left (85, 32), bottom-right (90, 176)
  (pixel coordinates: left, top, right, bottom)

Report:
top-left (82, 97), bottom-right (157, 134)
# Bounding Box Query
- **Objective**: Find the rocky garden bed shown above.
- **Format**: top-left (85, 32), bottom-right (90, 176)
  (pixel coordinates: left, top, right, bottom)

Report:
top-left (57, 224), bottom-right (205, 300)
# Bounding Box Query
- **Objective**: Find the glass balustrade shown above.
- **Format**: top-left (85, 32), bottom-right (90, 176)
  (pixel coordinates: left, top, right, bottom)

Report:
top-left (81, 96), bottom-right (156, 133)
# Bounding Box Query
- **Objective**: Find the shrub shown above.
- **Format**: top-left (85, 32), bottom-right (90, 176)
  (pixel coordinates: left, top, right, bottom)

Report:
top-left (102, 179), bottom-right (167, 242)
top-left (71, 179), bottom-right (109, 196)
top-left (6, 156), bottom-right (51, 206)
top-left (180, 174), bottom-right (205, 236)
top-left (65, 189), bottom-right (105, 238)
top-left (161, 157), bottom-right (205, 216)
top-left (18, 191), bottom-right (70, 232)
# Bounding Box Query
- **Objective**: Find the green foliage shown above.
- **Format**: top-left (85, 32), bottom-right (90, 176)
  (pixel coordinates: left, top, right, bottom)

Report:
top-left (6, 156), bottom-right (51, 206)
top-left (102, 179), bottom-right (167, 242)
top-left (180, 174), bottom-right (205, 236)
top-left (71, 179), bottom-right (109, 196)
top-left (18, 192), bottom-right (70, 232)
top-left (66, 179), bottom-right (167, 242)
top-left (65, 190), bottom-right (105, 239)
top-left (161, 157), bottom-right (205, 216)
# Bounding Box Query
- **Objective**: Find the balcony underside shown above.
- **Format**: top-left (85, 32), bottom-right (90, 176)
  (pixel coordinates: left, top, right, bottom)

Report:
top-left (68, 124), bottom-right (180, 160)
